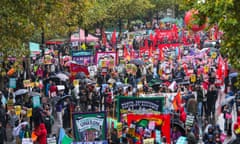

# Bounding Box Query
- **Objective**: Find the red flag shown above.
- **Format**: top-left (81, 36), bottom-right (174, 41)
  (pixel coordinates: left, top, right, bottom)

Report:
top-left (70, 63), bottom-right (89, 75)
top-left (224, 59), bottom-right (229, 78)
top-left (173, 91), bottom-right (182, 111)
top-left (123, 44), bottom-right (130, 59)
top-left (149, 44), bottom-right (153, 57)
top-left (149, 33), bottom-right (154, 42)
top-left (158, 44), bottom-right (164, 61)
top-left (217, 56), bottom-right (223, 81)
top-left (111, 29), bottom-right (116, 44)
top-left (178, 47), bottom-right (181, 60)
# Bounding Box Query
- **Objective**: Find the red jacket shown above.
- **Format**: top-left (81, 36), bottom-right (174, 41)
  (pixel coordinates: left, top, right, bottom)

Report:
top-left (34, 123), bottom-right (47, 144)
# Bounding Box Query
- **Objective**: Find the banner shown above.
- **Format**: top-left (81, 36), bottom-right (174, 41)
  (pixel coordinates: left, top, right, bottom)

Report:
top-left (95, 52), bottom-right (117, 67)
top-left (70, 63), bottom-right (89, 76)
top-left (72, 50), bottom-right (94, 65)
top-left (127, 114), bottom-right (171, 144)
top-left (117, 96), bottom-right (164, 121)
top-left (72, 112), bottom-right (107, 142)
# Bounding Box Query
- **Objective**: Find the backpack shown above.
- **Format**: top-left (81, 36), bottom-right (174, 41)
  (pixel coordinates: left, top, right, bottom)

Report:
top-left (43, 116), bottom-right (53, 134)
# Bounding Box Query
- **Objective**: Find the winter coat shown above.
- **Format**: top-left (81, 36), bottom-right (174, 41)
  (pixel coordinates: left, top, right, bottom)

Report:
top-left (34, 123), bottom-right (47, 144)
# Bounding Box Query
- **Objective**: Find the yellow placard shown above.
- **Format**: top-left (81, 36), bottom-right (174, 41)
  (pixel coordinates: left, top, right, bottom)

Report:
top-left (101, 60), bottom-right (107, 67)
top-left (44, 55), bottom-right (52, 64)
top-left (143, 138), bottom-right (154, 144)
top-left (204, 65), bottom-right (209, 73)
top-left (15, 105), bottom-right (21, 115)
top-left (109, 60), bottom-right (114, 68)
top-left (23, 80), bottom-right (31, 87)
top-left (128, 128), bottom-right (135, 137)
top-left (211, 52), bottom-right (217, 59)
top-left (27, 108), bottom-right (32, 117)
top-left (126, 64), bottom-right (132, 73)
top-left (190, 74), bottom-right (196, 83)
top-left (158, 68), bottom-right (163, 76)
top-left (7, 99), bottom-right (14, 111)
top-left (73, 79), bottom-right (79, 87)
top-left (117, 122), bottom-right (122, 138)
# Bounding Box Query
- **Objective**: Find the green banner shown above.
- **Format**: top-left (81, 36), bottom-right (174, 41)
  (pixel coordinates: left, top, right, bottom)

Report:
top-left (72, 112), bottom-right (107, 142)
top-left (117, 96), bottom-right (165, 121)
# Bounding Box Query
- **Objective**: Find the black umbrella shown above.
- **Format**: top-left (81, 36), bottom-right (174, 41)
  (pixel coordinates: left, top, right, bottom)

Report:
top-left (45, 76), bottom-right (60, 83)
top-left (75, 72), bottom-right (86, 79)
top-left (129, 59), bottom-right (144, 65)
top-left (172, 121), bottom-right (186, 136)
top-left (57, 95), bottom-right (72, 103)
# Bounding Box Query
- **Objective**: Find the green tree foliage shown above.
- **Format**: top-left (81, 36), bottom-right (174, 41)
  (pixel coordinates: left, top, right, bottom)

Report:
top-left (182, 0), bottom-right (240, 70)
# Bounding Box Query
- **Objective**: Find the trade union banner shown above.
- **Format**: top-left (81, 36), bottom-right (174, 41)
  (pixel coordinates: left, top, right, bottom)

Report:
top-left (72, 112), bottom-right (107, 142)
top-left (71, 50), bottom-right (94, 65)
top-left (116, 96), bottom-right (164, 121)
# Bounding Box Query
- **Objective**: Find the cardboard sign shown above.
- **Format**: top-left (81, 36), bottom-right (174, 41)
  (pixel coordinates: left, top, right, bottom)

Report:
top-left (117, 122), bottom-right (122, 138)
top-left (211, 52), bottom-right (217, 59)
top-left (204, 65), bottom-right (209, 73)
top-left (32, 95), bottom-right (41, 108)
top-left (73, 79), bottom-right (79, 87)
top-left (22, 138), bottom-right (33, 144)
top-left (23, 80), bottom-right (31, 87)
top-left (143, 138), bottom-right (154, 144)
top-left (190, 74), bottom-right (196, 83)
top-left (27, 108), bottom-right (32, 117)
top-left (9, 78), bottom-right (16, 88)
top-left (7, 99), bottom-right (14, 111)
top-left (15, 105), bottom-right (21, 115)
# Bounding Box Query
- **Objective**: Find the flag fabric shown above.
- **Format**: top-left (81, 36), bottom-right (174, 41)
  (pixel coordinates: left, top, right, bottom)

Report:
top-left (217, 56), bottom-right (223, 81)
top-left (69, 63), bottom-right (89, 75)
top-left (158, 45), bottom-right (164, 61)
top-left (62, 135), bottom-right (73, 144)
top-left (172, 91), bottom-right (182, 111)
top-left (111, 29), bottom-right (117, 45)
top-left (123, 44), bottom-right (130, 60)
top-left (58, 128), bottom-right (66, 144)
top-left (224, 59), bottom-right (229, 78)
top-left (168, 81), bottom-right (177, 92)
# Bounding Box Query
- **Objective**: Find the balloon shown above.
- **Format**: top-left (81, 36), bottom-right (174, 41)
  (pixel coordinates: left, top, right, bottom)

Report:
top-left (184, 9), bottom-right (206, 32)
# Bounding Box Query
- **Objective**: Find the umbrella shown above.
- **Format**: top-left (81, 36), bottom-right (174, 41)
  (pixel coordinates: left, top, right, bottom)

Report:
top-left (172, 121), bottom-right (186, 136)
top-left (13, 122), bottom-right (29, 137)
top-left (57, 95), bottom-right (72, 103)
top-left (15, 89), bottom-right (28, 96)
top-left (84, 78), bottom-right (96, 85)
top-left (56, 73), bottom-right (69, 81)
top-left (29, 92), bottom-right (41, 97)
top-left (107, 78), bottom-right (116, 84)
top-left (45, 76), bottom-right (60, 83)
top-left (75, 72), bottom-right (86, 79)
top-left (229, 72), bottom-right (238, 78)
top-left (221, 96), bottom-right (235, 106)
top-left (129, 59), bottom-right (144, 65)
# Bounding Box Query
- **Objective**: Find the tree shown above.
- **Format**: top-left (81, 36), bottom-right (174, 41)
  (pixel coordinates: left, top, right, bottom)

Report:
top-left (181, 0), bottom-right (240, 70)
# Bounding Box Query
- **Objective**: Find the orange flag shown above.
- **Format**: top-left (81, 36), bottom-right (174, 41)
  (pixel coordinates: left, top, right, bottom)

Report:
top-left (172, 91), bottom-right (181, 111)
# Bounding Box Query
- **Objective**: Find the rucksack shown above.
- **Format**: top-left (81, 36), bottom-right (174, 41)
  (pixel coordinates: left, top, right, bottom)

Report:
top-left (43, 116), bottom-right (52, 134)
